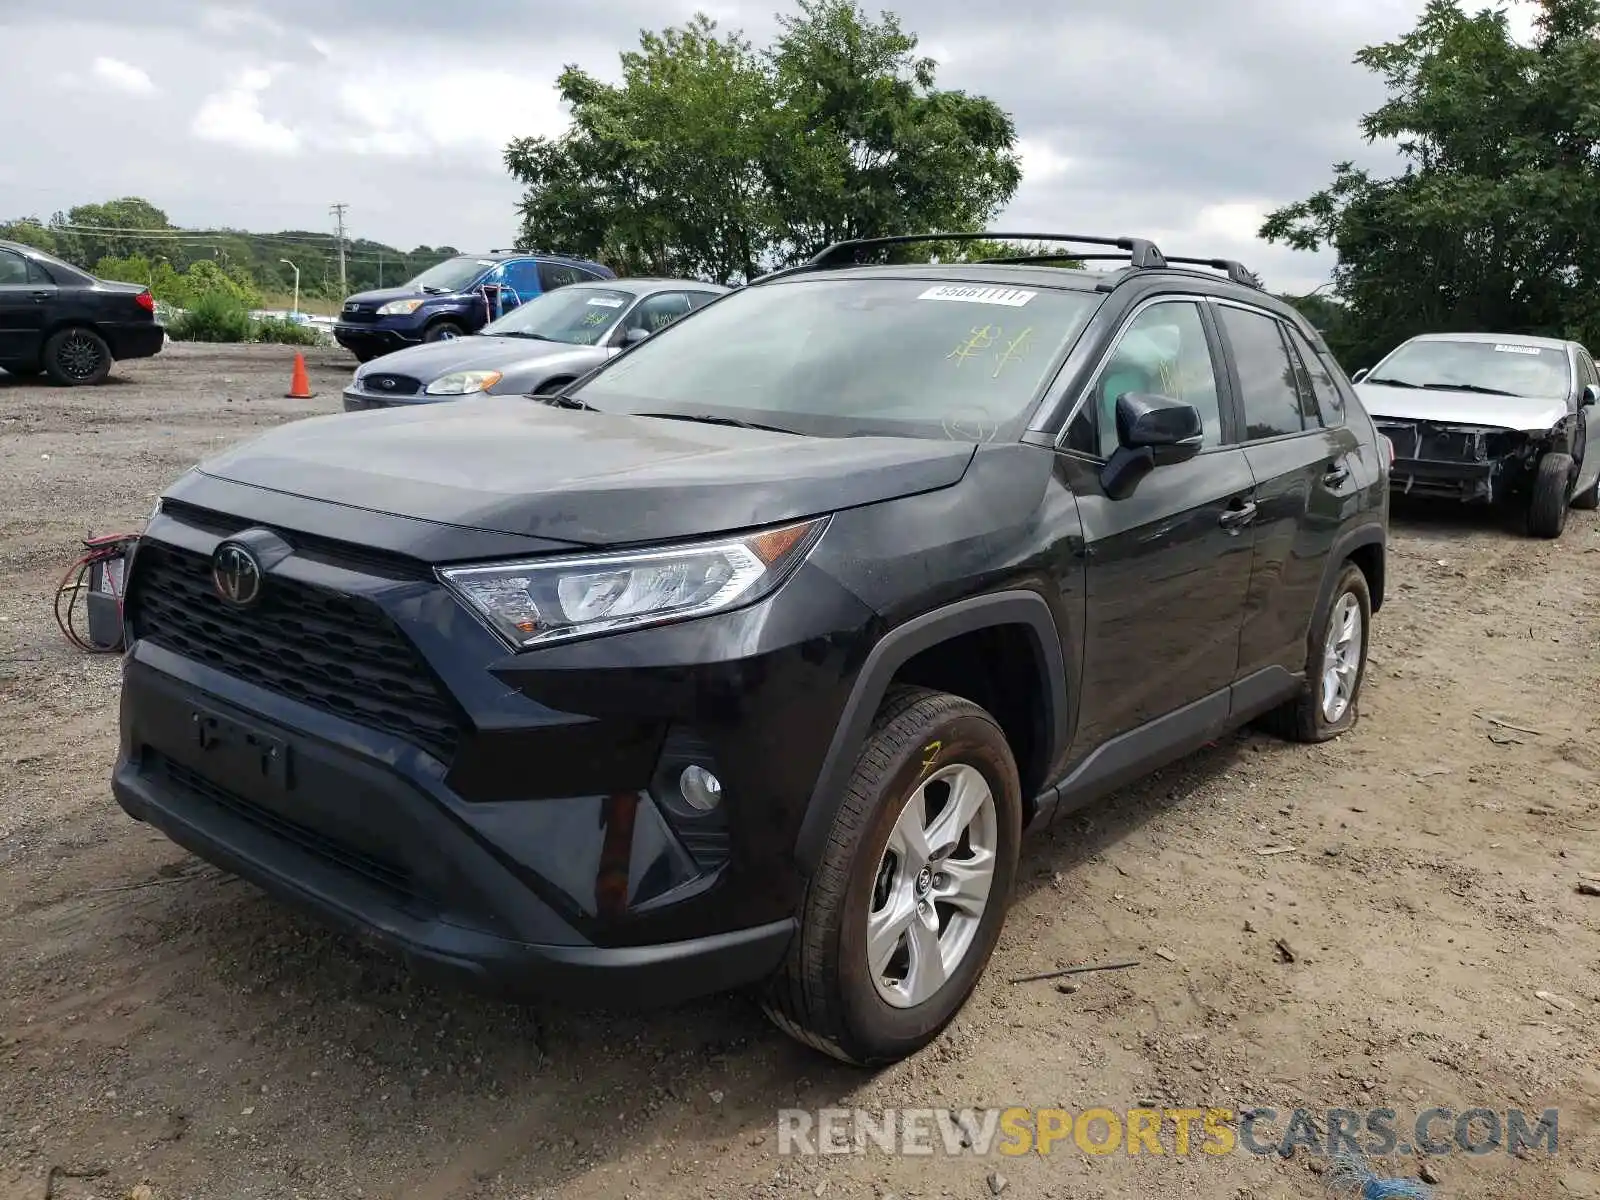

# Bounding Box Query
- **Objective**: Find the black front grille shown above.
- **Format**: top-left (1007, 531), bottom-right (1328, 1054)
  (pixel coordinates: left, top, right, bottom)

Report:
top-left (126, 541), bottom-right (460, 763)
top-left (156, 754), bottom-right (419, 901)
top-left (363, 372), bottom-right (421, 396)
top-left (340, 305), bottom-right (379, 325)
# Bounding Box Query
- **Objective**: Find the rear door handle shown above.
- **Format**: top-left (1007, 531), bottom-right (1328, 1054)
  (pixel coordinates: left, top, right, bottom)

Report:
top-left (1323, 463), bottom-right (1351, 486)
top-left (1219, 501), bottom-right (1257, 531)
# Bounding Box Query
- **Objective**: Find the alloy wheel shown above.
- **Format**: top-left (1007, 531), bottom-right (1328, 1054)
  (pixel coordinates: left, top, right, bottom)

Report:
top-left (867, 763), bottom-right (998, 1009)
top-left (57, 332), bottom-right (105, 381)
top-left (1320, 592), bottom-right (1363, 724)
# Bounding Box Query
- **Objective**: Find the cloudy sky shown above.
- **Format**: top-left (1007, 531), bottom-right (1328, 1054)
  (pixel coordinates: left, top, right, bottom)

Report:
top-left (0, 0), bottom-right (1538, 292)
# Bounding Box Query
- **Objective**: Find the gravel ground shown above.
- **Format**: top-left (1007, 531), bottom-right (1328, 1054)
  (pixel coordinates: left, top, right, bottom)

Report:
top-left (1, 344), bottom-right (1598, 1200)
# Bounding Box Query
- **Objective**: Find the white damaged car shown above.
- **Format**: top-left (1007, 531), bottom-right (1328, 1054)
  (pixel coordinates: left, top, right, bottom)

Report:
top-left (1353, 332), bottom-right (1600, 538)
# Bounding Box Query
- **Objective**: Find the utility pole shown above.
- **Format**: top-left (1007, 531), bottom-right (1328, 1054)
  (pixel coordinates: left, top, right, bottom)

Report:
top-left (329, 202), bottom-right (349, 296)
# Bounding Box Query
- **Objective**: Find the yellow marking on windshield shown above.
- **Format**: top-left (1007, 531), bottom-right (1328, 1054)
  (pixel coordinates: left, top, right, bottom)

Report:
top-left (992, 327), bottom-right (1034, 378)
top-left (948, 324), bottom-right (1000, 366)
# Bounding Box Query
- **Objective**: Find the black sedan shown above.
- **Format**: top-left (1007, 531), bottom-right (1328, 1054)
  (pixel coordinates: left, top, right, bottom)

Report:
top-left (0, 239), bottom-right (165, 385)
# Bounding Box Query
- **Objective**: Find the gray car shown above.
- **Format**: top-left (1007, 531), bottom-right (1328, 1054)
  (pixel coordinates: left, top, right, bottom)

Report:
top-left (341, 278), bottom-right (729, 411)
top-left (1352, 331), bottom-right (1600, 538)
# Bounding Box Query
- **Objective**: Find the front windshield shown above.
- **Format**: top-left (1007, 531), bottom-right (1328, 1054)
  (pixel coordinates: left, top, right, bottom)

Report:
top-left (404, 255), bottom-right (497, 293)
top-left (480, 286), bottom-right (635, 345)
top-left (1370, 339), bottom-right (1571, 399)
top-left (568, 277), bottom-right (1103, 439)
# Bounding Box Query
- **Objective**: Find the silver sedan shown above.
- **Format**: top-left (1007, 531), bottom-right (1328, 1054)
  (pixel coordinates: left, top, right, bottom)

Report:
top-left (341, 278), bottom-right (729, 411)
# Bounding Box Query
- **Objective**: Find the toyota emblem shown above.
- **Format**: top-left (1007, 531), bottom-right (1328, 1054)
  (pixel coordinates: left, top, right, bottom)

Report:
top-left (211, 542), bottom-right (263, 607)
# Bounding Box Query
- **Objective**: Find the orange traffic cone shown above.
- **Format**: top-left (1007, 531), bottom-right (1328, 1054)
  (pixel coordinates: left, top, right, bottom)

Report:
top-left (285, 351), bottom-right (314, 399)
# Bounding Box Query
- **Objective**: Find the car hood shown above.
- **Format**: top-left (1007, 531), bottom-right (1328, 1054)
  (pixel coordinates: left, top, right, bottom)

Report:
top-left (356, 336), bottom-right (595, 381)
top-left (1356, 383), bottom-right (1568, 431)
top-left (344, 285), bottom-right (449, 306)
top-left (194, 400), bottom-right (977, 548)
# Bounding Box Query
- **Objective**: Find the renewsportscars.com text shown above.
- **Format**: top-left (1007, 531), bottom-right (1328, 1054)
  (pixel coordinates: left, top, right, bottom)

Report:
top-left (777, 1106), bottom-right (1558, 1159)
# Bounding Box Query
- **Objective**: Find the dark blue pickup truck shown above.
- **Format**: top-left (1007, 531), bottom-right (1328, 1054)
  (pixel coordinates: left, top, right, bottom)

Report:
top-left (332, 250), bottom-right (615, 362)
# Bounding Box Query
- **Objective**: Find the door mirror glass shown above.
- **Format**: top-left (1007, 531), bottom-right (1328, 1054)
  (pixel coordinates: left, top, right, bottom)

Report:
top-left (1100, 393), bottom-right (1204, 500)
top-left (1350, 367), bottom-right (1369, 383)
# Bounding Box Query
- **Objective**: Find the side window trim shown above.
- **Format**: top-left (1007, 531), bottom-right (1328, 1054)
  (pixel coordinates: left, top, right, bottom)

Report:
top-left (1210, 297), bottom-right (1323, 445)
top-left (1052, 291), bottom-right (1222, 459)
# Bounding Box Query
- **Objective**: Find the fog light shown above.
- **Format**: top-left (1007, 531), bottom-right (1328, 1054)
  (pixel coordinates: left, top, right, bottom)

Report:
top-left (679, 765), bottom-right (723, 812)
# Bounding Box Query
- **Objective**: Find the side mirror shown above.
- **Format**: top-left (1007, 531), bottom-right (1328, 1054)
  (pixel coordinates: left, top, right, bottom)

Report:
top-left (1350, 367), bottom-right (1370, 383)
top-left (622, 326), bottom-right (651, 347)
top-left (1583, 384), bottom-right (1598, 408)
top-left (1100, 393), bottom-right (1203, 501)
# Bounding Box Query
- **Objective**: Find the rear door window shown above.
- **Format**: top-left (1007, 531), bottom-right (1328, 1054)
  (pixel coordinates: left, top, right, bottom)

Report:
top-left (1217, 305), bottom-right (1309, 441)
top-left (540, 262), bottom-right (596, 291)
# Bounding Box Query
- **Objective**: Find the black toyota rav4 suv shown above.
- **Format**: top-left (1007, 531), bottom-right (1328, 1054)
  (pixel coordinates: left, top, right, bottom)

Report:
top-left (115, 232), bottom-right (1389, 1066)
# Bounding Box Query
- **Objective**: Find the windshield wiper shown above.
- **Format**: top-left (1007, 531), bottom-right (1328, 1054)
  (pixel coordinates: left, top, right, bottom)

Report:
top-left (1363, 377), bottom-right (1417, 388)
top-left (418, 285), bottom-right (447, 295)
top-left (1419, 382), bottom-right (1520, 397)
top-left (635, 411), bottom-right (797, 435)
top-left (539, 393), bottom-right (597, 410)
top-left (498, 331), bottom-right (553, 341)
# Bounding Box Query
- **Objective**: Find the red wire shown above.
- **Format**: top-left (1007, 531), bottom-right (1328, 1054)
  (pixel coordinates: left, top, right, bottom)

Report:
top-left (55, 532), bottom-right (140, 653)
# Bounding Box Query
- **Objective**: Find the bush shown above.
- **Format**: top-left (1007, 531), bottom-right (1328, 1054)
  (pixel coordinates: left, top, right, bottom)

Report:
top-left (253, 316), bottom-right (324, 346)
top-left (168, 291), bottom-right (253, 342)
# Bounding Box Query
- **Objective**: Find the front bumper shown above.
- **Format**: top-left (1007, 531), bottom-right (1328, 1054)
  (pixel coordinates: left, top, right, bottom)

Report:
top-left (333, 323), bottom-right (417, 356)
top-left (112, 678), bottom-right (794, 1005)
top-left (113, 496), bottom-right (875, 1003)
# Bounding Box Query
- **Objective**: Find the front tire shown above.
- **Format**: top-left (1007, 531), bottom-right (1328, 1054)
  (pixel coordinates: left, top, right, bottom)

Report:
top-left (1527, 451), bottom-right (1573, 538)
top-left (423, 321), bottom-right (465, 344)
top-left (762, 686), bottom-right (1021, 1066)
top-left (43, 327), bottom-right (112, 386)
top-left (1262, 562), bottom-right (1372, 744)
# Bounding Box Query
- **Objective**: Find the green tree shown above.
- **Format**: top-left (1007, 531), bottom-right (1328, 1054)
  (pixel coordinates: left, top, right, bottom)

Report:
top-left (1260, 0), bottom-right (1600, 367)
top-left (762, 0), bottom-right (1020, 263)
top-left (505, 3), bottom-right (1022, 284)
top-left (0, 218), bottom-right (59, 252)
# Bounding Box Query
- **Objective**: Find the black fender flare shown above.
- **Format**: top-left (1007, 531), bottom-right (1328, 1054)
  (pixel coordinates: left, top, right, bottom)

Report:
top-left (792, 590), bottom-right (1069, 871)
top-left (1317, 523), bottom-right (1386, 633)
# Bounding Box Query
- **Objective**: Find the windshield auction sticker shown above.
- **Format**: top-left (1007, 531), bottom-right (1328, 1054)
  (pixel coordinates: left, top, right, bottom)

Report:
top-left (918, 285), bottom-right (1037, 307)
top-left (1493, 344), bottom-right (1544, 354)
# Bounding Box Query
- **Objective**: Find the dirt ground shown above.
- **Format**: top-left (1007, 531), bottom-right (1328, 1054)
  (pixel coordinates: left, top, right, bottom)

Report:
top-left (1, 344), bottom-right (1597, 1200)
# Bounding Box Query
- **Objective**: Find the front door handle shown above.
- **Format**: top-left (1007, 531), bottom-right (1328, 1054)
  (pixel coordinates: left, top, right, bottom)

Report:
top-left (29, 291), bottom-right (50, 302)
top-left (1219, 500), bottom-right (1257, 531)
top-left (1323, 462), bottom-right (1351, 487)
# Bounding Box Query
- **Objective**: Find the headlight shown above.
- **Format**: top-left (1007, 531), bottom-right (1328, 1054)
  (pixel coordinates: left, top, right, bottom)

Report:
top-left (439, 517), bottom-right (829, 649)
top-left (425, 370), bottom-right (503, 395)
top-left (377, 298), bottom-right (425, 315)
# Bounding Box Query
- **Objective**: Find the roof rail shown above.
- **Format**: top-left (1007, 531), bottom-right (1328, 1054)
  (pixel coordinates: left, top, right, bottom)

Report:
top-left (793, 231), bottom-right (1168, 272)
top-left (1161, 255), bottom-right (1263, 290)
top-left (749, 232), bottom-right (1264, 291)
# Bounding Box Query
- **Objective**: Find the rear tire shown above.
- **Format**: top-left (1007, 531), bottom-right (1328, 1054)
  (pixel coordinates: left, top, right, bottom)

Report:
top-left (761, 686), bottom-right (1021, 1066)
top-left (1526, 451), bottom-right (1573, 538)
top-left (42, 327), bottom-right (112, 386)
top-left (1261, 562), bottom-right (1372, 744)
